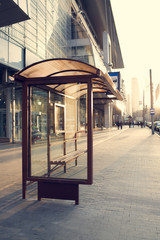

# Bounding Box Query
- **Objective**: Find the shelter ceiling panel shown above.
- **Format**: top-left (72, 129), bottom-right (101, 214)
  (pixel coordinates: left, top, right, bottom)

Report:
top-left (47, 83), bottom-right (88, 98)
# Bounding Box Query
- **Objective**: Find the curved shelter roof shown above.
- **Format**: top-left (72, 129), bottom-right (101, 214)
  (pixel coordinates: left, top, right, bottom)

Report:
top-left (14, 58), bottom-right (123, 101)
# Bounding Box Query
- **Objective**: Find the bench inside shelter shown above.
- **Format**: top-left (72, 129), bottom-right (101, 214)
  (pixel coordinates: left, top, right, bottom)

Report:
top-left (50, 148), bottom-right (87, 173)
top-left (49, 130), bottom-right (87, 174)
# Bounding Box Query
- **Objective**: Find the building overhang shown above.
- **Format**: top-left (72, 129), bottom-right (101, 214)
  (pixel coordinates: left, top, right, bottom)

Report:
top-left (0, 0), bottom-right (30, 27)
top-left (77, 0), bottom-right (124, 69)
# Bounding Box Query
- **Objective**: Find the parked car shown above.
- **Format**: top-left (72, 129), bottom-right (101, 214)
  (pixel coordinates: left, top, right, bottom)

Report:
top-left (146, 122), bottom-right (152, 128)
top-left (155, 122), bottom-right (160, 132)
top-left (154, 121), bottom-right (160, 130)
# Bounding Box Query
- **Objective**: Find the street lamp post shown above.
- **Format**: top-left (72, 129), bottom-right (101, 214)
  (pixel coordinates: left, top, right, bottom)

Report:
top-left (150, 69), bottom-right (154, 135)
top-left (143, 90), bottom-right (145, 124)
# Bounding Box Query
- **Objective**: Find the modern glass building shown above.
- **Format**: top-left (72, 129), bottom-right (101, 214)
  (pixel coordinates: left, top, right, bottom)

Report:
top-left (0, 0), bottom-right (124, 142)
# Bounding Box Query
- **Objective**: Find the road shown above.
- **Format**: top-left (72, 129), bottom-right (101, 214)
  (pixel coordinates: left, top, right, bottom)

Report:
top-left (0, 143), bottom-right (22, 191)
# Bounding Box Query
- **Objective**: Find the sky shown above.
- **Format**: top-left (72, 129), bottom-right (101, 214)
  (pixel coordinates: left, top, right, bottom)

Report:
top-left (110, 0), bottom-right (160, 98)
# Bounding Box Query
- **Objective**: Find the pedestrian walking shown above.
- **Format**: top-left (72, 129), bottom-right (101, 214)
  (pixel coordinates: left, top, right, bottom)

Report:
top-left (120, 121), bottom-right (123, 129)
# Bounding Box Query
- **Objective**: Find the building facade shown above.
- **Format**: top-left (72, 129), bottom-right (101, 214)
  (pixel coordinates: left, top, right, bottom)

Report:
top-left (0, 0), bottom-right (124, 142)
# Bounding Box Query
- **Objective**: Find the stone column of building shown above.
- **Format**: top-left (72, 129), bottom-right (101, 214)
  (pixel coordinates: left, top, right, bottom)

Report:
top-left (104, 101), bottom-right (113, 128)
top-left (103, 31), bottom-right (113, 129)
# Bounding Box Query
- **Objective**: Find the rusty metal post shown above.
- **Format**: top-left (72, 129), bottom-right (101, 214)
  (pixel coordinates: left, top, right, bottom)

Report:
top-left (150, 69), bottom-right (154, 135)
top-left (87, 79), bottom-right (93, 184)
top-left (22, 82), bottom-right (29, 199)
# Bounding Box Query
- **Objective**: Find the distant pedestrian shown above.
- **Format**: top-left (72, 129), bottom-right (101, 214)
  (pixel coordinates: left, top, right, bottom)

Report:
top-left (120, 121), bottom-right (123, 129)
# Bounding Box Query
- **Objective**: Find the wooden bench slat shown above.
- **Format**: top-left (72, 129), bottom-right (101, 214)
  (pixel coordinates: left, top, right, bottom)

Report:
top-left (50, 149), bottom-right (87, 173)
top-left (51, 150), bottom-right (86, 164)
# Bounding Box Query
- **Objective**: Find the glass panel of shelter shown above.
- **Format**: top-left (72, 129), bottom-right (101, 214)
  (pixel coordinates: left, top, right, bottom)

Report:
top-left (30, 87), bottom-right (48, 176)
top-left (29, 83), bottom-right (88, 181)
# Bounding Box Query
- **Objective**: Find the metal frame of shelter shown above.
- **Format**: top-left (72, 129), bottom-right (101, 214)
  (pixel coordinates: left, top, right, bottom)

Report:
top-left (14, 58), bottom-right (122, 205)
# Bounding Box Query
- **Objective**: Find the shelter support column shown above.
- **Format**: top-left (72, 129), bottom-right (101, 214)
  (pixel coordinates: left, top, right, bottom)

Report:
top-left (87, 80), bottom-right (93, 184)
top-left (104, 101), bottom-right (113, 128)
top-left (22, 82), bottom-right (29, 199)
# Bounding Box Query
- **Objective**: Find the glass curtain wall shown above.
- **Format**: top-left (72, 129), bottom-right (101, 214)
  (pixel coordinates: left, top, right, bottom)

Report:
top-left (0, 0), bottom-right (105, 142)
top-left (0, 0), bottom-right (72, 142)
top-left (0, 0), bottom-right (72, 62)
top-left (0, 0), bottom-right (100, 67)
top-left (0, 32), bottom-right (24, 70)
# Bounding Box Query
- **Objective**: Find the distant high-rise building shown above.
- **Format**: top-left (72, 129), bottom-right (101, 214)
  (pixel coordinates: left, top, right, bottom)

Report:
top-left (155, 84), bottom-right (160, 102)
top-left (155, 83), bottom-right (160, 108)
top-left (126, 94), bottom-right (132, 116)
top-left (131, 78), bottom-right (140, 113)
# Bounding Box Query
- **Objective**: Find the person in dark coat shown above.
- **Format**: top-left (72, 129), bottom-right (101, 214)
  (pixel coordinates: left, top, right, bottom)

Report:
top-left (116, 121), bottom-right (120, 129)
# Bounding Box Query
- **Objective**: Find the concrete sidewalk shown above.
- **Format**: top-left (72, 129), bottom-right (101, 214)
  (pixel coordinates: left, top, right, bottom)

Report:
top-left (0, 127), bottom-right (160, 240)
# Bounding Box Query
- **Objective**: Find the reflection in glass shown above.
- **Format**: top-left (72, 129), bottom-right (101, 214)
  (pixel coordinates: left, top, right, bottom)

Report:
top-left (55, 105), bottom-right (64, 132)
top-left (49, 83), bottom-right (88, 180)
top-left (9, 41), bottom-right (24, 69)
top-left (15, 86), bottom-right (22, 141)
top-left (30, 87), bottom-right (48, 176)
top-left (0, 38), bottom-right (8, 63)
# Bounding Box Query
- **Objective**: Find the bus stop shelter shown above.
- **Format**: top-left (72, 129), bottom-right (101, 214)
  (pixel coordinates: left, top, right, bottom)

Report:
top-left (14, 58), bottom-right (122, 204)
